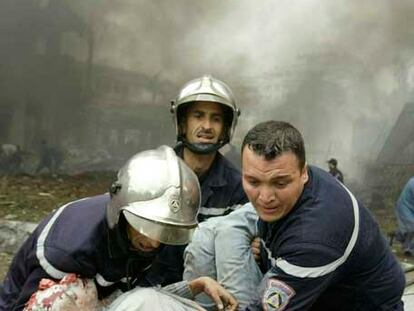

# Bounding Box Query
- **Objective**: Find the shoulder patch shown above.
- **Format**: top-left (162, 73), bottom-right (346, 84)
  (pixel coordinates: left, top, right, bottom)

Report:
top-left (262, 279), bottom-right (295, 311)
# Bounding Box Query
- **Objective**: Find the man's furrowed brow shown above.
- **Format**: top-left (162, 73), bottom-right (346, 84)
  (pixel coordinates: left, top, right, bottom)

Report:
top-left (243, 173), bottom-right (257, 179)
top-left (270, 174), bottom-right (291, 181)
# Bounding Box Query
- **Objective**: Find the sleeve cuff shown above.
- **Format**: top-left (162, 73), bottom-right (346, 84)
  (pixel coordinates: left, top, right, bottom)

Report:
top-left (162, 281), bottom-right (193, 299)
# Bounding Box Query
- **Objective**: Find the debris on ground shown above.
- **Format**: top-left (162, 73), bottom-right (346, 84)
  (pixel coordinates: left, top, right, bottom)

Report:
top-left (0, 172), bottom-right (115, 279)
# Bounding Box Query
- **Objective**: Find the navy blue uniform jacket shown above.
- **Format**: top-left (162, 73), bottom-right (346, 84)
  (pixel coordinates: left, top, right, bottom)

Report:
top-left (0, 194), bottom-right (154, 311)
top-left (247, 166), bottom-right (405, 311)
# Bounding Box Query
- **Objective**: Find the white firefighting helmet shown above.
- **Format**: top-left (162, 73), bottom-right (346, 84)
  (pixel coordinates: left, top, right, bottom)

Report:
top-left (106, 145), bottom-right (200, 245)
top-left (170, 75), bottom-right (240, 154)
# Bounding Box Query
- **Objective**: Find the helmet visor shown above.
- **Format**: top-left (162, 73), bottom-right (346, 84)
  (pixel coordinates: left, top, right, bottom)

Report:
top-left (123, 210), bottom-right (197, 245)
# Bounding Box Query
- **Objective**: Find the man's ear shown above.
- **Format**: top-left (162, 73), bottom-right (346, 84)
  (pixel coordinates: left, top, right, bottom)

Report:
top-left (301, 163), bottom-right (309, 184)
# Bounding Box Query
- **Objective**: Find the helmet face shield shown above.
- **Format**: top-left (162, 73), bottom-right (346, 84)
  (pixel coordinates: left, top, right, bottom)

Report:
top-left (106, 146), bottom-right (200, 245)
top-left (123, 211), bottom-right (196, 245)
top-left (171, 75), bottom-right (240, 151)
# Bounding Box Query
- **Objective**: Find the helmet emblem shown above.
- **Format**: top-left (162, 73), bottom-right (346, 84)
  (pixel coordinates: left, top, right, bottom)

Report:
top-left (169, 195), bottom-right (181, 213)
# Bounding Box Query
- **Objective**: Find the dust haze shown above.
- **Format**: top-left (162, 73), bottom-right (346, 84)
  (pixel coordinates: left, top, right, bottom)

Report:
top-left (1, 0), bottom-right (414, 183)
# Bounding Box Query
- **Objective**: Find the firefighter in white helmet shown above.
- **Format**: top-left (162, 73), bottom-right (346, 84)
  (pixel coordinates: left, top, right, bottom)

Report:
top-left (142, 75), bottom-right (249, 288)
top-left (171, 74), bottom-right (240, 155)
top-left (1, 146), bottom-right (237, 311)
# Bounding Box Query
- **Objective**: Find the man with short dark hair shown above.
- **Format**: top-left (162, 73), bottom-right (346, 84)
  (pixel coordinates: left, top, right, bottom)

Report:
top-left (327, 157), bottom-right (344, 183)
top-left (242, 120), bottom-right (405, 310)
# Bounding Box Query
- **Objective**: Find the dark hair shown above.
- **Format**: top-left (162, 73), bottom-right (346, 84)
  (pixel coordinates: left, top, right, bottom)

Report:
top-left (241, 120), bottom-right (306, 169)
top-left (328, 158), bottom-right (338, 166)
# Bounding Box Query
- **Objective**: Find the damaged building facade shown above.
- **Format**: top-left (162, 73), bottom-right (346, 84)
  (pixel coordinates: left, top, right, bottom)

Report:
top-left (0, 0), bottom-right (176, 171)
top-left (364, 101), bottom-right (414, 209)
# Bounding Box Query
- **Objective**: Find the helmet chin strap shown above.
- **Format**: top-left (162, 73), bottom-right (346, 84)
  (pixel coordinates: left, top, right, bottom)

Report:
top-left (129, 244), bottom-right (164, 258)
top-left (182, 140), bottom-right (226, 154)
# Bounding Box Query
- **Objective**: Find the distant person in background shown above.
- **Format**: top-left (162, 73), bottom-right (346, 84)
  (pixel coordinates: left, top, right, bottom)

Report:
top-left (35, 140), bottom-right (64, 174)
top-left (327, 157), bottom-right (344, 183)
top-left (0, 144), bottom-right (26, 174)
top-left (35, 139), bottom-right (53, 174)
top-left (395, 177), bottom-right (414, 256)
top-left (50, 144), bottom-right (64, 173)
top-left (9, 145), bottom-right (24, 173)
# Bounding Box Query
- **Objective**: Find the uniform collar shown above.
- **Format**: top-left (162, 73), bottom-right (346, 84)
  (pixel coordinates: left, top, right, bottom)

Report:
top-left (174, 144), bottom-right (228, 188)
top-left (203, 152), bottom-right (227, 187)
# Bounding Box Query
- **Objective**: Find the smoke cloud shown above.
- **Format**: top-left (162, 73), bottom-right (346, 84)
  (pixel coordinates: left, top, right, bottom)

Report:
top-left (1, 0), bottom-right (414, 179)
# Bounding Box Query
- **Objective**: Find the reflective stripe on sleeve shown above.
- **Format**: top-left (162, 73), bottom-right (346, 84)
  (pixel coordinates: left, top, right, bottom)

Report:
top-left (36, 198), bottom-right (88, 279)
top-left (95, 273), bottom-right (128, 287)
top-left (264, 184), bottom-right (360, 278)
